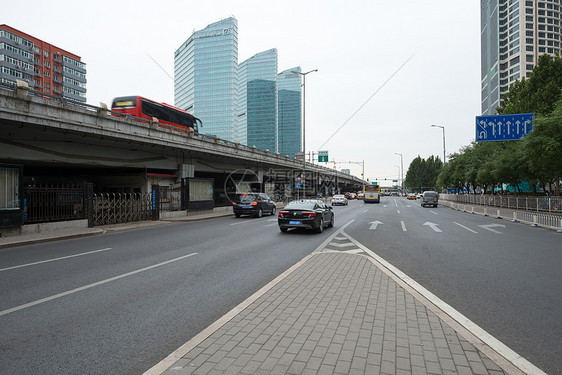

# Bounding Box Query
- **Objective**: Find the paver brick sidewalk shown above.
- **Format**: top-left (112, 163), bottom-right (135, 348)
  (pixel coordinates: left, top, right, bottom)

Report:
top-left (159, 253), bottom-right (508, 375)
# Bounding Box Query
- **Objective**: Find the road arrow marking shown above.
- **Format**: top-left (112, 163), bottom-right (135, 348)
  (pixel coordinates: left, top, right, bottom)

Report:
top-left (369, 221), bottom-right (383, 230)
top-left (424, 222), bottom-right (442, 232)
top-left (478, 224), bottom-right (505, 234)
top-left (454, 222), bottom-right (478, 233)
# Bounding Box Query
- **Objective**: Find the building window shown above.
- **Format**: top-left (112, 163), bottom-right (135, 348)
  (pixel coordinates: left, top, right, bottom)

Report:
top-left (0, 166), bottom-right (21, 210)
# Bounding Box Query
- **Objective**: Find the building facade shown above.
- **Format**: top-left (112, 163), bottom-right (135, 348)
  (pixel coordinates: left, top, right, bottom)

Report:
top-left (174, 18), bottom-right (238, 141)
top-left (480, 0), bottom-right (562, 115)
top-left (0, 24), bottom-right (86, 102)
top-left (239, 49), bottom-right (278, 152)
top-left (277, 67), bottom-right (302, 158)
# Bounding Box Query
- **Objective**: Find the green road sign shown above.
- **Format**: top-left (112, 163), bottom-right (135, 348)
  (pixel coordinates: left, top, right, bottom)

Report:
top-left (318, 150), bottom-right (328, 162)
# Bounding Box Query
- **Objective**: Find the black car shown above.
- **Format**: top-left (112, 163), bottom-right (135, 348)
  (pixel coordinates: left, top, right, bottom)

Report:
top-left (278, 200), bottom-right (334, 233)
top-left (232, 193), bottom-right (276, 218)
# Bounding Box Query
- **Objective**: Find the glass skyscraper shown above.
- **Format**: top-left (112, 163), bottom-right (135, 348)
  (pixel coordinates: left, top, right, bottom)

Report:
top-left (277, 67), bottom-right (302, 158)
top-left (174, 17), bottom-right (238, 140)
top-left (481, 0), bottom-right (562, 115)
top-left (238, 49), bottom-right (278, 152)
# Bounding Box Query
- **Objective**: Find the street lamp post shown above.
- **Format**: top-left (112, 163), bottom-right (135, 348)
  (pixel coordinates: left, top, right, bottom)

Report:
top-left (431, 124), bottom-right (446, 164)
top-left (394, 153), bottom-right (403, 193)
top-left (292, 69), bottom-right (318, 198)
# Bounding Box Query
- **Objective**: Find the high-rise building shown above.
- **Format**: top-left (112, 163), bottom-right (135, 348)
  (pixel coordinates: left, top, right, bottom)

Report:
top-left (480, 0), bottom-right (562, 115)
top-left (277, 67), bottom-right (302, 158)
top-left (238, 49), bottom-right (278, 152)
top-left (174, 18), bottom-right (238, 141)
top-left (0, 24), bottom-right (86, 102)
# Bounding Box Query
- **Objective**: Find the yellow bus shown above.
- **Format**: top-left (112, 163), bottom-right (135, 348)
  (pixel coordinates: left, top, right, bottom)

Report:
top-left (363, 184), bottom-right (381, 203)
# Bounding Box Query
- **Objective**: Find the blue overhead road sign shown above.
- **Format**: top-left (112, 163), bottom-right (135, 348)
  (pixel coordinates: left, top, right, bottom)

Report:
top-left (475, 113), bottom-right (534, 142)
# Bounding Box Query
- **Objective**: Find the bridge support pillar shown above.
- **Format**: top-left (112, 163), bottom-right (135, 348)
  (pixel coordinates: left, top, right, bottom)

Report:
top-left (177, 164), bottom-right (195, 179)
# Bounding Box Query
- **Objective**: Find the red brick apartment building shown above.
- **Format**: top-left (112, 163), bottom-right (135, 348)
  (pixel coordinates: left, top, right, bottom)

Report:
top-left (0, 24), bottom-right (86, 102)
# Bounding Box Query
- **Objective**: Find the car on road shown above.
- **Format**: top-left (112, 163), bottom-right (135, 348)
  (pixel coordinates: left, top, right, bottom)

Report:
top-left (407, 193), bottom-right (417, 200)
top-left (421, 191), bottom-right (439, 207)
top-left (357, 192), bottom-right (364, 199)
top-left (232, 193), bottom-right (276, 218)
top-left (331, 194), bottom-right (348, 206)
top-left (416, 193), bottom-right (422, 199)
top-left (278, 199), bottom-right (334, 233)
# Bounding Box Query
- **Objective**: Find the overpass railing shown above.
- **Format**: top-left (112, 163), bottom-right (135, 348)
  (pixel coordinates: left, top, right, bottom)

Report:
top-left (1, 82), bottom-right (365, 185)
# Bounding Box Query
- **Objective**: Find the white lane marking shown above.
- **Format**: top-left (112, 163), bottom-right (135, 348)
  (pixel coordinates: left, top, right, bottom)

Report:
top-left (342, 233), bottom-right (547, 375)
top-left (369, 221), bottom-right (383, 230)
top-left (393, 199), bottom-right (398, 207)
top-left (401, 221), bottom-right (407, 232)
top-left (0, 248), bottom-right (112, 272)
top-left (423, 222), bottom-right (442, 232)
top-left (397, 210), bottom-right (401, 214)
top-left (454, 222), bottom-right (478, 233)
top-left (230, 220), bottom-right (254, 226)
top-left (479, 224), bottom-right (505, 234)
top-left (362, 209), bottom-right (368, 213)
top-left (429, 210), bottom-right (438, 215)
top-left (268, 219), bottom-right (277, 222)
top-left (406, 205), bottom-right (411, 208)
top-left (0, 252), bottom-right (198, 317)
top-left (265, 223), bottom-right (277, 227)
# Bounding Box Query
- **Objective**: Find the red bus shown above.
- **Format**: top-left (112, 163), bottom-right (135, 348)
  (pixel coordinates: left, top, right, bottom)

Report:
top-left (111, 96), bottom-right (201, 133)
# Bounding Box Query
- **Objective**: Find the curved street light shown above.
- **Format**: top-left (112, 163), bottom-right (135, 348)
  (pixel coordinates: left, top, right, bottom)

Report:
top-left (291, 69), bottom-right (318, 198)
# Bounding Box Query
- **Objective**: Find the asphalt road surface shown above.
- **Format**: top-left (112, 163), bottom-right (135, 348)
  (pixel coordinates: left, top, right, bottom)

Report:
top-left (0, 197), bottom-right (560, 374)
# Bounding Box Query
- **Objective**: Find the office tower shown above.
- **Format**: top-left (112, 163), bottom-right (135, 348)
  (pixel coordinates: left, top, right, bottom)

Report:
top-left (238, 49), bottom-right (278, 152)
top-left (0, 24), bottom-right (86, 102)
top-left (277, 67), bottom-right (302, 158)
top-left (480, 0), bottom-right (562, 115)
top-left (174, 18), bottom-right (238, 140)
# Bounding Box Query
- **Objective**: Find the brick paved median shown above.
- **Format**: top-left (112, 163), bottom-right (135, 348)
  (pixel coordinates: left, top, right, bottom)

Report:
top-left (160, 253), bottom-right (508, 375)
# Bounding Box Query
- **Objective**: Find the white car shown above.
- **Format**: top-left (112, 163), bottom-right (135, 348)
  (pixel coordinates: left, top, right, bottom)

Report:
top-left (331, 194), bottom-right (348, 206)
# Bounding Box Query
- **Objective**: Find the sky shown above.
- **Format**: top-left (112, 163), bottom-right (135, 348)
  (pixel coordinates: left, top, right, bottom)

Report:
top-left (4, 0), bottom-right (481, 183)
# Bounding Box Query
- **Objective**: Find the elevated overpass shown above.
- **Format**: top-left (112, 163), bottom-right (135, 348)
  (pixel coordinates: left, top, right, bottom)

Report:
top-left (0, 83), bottom-right (364, 204)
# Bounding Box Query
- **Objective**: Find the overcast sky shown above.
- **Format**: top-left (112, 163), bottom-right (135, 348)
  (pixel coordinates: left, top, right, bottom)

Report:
top-left (4, 0), bottom-right (481, 183)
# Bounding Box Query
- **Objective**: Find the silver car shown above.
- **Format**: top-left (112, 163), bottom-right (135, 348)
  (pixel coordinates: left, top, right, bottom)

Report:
top-left (421, 191), bottom-right (439, 207)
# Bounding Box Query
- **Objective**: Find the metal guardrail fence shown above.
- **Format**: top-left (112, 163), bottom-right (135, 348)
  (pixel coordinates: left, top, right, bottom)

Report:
top-left (441, 194), bottom-right (561, 213)
top-left (440, 199), bottom-right (562, 231)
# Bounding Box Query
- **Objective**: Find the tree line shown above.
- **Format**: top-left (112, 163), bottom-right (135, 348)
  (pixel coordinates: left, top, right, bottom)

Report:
top-left (405, 53), bottom-right (562, 196)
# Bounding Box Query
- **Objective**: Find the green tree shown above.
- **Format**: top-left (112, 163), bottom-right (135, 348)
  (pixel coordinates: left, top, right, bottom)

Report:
top-left (497, 53), bottom-right (562, 116)
top-left (523, 100), bottom-right (562, 195)
top-left (405, 155), bottom-right (442, 191)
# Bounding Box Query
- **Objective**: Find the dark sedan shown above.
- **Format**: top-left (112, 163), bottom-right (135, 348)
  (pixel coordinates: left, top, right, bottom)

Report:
top-left (278, 200), bottom-right (334, 233)
top-left (232, 193), bottom-right (276, 218)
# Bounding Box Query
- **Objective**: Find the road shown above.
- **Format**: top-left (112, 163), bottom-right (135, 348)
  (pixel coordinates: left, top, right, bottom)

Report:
top-left (0, 197), bottom-right (560, 374)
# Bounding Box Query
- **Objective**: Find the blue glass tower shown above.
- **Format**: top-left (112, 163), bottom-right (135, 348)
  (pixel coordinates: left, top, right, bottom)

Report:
top-left (277, 67), bottom-right (302, 158)
top-left (174, 18), bottom-right (238, 140)
top-left (238, 49), bottom-right (278, 152)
